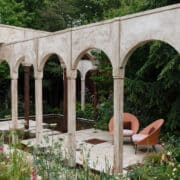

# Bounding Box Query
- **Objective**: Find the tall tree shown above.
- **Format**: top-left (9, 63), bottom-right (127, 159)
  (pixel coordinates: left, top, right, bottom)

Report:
top-left (0, 0), bottom-right (27, 26)
top-left (35, 0), bottom-right (79, 31)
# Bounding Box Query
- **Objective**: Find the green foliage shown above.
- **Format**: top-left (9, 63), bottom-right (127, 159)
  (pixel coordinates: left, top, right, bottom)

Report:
top-left (0, 132), bottom-right (32, 180)
top-left (90, 50), bottom-right (113, 97)
top-left (104, 0), bottom-right (180, 19)
top-left (76, 102), bottom-right (94, 119)
top-left (143, 151), bottom-right (163, 165)
top-left (32, 136), bottom-right (123, 179)
top-left (16, 0), bottom-right (46, 29)
top-left (127, 135), bottom-right (180, 180)
top-left (44, 55), bottom-right (62, 78)
top-left (0, 0), bottom-right (28, 27)
top-left (0, 62), bottom-right (10, 118)
top-left (32, 136), bottom-right (64, 179)
top-left (73, 0), bottom-right (120, 24)
top-left (125, 41), bottom-right (180, 131)
top-left (43, 55), bottom-right (64, 114)
top-left (34, 0), bottom-right (79, 31)
top-left (104, 0), bottom-right (147, 19)
top-left (95, 96), bottom-right (113, 130)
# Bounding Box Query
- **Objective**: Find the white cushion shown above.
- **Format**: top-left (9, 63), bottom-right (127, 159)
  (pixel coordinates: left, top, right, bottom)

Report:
top-left (132, 134), bottom-right (148, 142)
top-left (123, 129), bottom-right (134, 136)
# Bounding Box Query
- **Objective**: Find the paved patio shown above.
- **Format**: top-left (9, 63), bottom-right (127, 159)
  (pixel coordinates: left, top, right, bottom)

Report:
top-left (0, 119), bottom-right (63, 139)
top-left (21, 128), bottom-right (162, 172)
top-left (0, 120), bottom-right (48, 131)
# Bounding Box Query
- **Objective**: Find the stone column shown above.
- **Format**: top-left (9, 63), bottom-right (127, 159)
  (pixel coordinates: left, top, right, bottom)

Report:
top-left (93, 80), bottom-right (98, 121)
top-left (113, 69), bottom-right (124, 173)
top-left (62, 68), bottom-right (68, 132)
top-left (24, 66), bottom-right (30, 129)
top-left (67, 75), bottom-right (76, 167)
top-left (35, 77), bottom-right (43, 144)
top-left (11, 78), bottom-right (18, 129)
top-left (81, 79), bottom-right (85, 110)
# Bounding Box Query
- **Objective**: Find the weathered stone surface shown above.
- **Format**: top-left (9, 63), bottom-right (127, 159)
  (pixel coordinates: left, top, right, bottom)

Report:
top-left (0, 24), bottom-right (49, 44)
top-left (119, 4), bottom-right (180, 67)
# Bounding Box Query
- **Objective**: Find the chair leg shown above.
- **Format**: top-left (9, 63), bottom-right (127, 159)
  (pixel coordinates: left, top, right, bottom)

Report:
top-left (135, 144), bottom-right (138, 154)
top-left (147, 145), bottom-right (149, 153)
top-left (152, 145), bottom-right (156, 152)
top-left (130, 136), bottom-right (133, 144)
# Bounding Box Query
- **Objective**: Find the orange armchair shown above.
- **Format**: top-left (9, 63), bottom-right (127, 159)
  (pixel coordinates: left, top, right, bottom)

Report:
top-left (132, 119), bottom-right (164, 153)
top-left (108, 112), bottom-right (139, 139)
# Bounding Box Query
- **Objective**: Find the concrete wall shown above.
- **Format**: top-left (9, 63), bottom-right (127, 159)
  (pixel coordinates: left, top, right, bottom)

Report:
top-left (119, 4), bottom-right (180, 67)
top-left (0, 24), bottom-right (49, 44)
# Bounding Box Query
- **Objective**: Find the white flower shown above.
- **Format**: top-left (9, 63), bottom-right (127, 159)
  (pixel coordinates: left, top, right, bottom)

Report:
top-left (173, 168), bottom-right (177, 172)
top-left (167, 151), bottom-right (172, 156)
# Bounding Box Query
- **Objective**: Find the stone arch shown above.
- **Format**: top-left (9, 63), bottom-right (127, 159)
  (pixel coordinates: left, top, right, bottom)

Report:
top-left (82, 53), bottom-right (94, 62)
top-left (73, 47), bottom-right (112, 70)
top-left (38, 52), bottom-right (66, 72)
top-left (121, 39), bottom-right (180, 67)
top-left (13, 56), bottom-right (25, 73)
top-left (12, 55), bottom-right (35, 76)
top-left (77, 60), bottom-right (97, 80)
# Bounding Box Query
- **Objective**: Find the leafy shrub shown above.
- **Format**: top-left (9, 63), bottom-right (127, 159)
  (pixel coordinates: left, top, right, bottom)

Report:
top-left (143, 151), bottom-right (163, 165)
top-left (32, 135), bottom-right (124, 180)
top-left (95, 96), bottom-right (113, 130)
top-left (32, 136), bottom-right (64, 179)
top-left (76, 102), bottom-right (94, 120)
top-left (127, 135), bottom-right (180, 180)
top-left (0, 132), bottom-right (32, 180)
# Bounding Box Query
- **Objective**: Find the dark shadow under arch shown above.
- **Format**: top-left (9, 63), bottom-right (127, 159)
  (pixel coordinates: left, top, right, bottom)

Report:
top-left (73, 47), bottom-right (112, 70)
top-left (75, 48), bottom-right (113, 129)
top-left (39, 52), bottom-right (66, 72)
top-left (0, 61), bottom-right (10, 118)
top-left (124, 40), bottom-right (180, 132)
top-left (122, 39), bottom-right (180, 67)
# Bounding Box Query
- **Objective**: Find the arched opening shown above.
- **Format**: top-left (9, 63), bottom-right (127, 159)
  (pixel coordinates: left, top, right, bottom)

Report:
top-left (124, 40), bottom-right (180, 134)
top-left (0, 61), bottom-right (10, 119)
top-left (75, 49), bottom-right (113, 131)
top-left (42, 54), bottom-right (65, 133)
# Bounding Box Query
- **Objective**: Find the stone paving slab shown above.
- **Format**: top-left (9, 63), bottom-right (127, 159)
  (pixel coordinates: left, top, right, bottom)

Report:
top-left (0, 120), bottom-right (48, 131)
top-left (21, 128), bottom-right (163, 172)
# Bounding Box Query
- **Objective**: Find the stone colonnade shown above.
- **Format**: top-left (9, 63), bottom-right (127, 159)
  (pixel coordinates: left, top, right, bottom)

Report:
top-left (0, 4), bottom-right (180, 173)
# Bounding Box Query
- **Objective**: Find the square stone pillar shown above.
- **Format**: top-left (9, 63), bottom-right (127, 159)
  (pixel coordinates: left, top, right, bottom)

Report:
top-left (24, 66), bottom-right (30, 129)
top-left (113, 68), bottom-right (124, 174)
top-left (35, 77), bottom-right (43, 144)
top-left (11, 78), bottom-right (18, 129)
top-left (67, 76), bottom-right (76, 167)
top-left (62, 68), bottom-right (68, 132)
